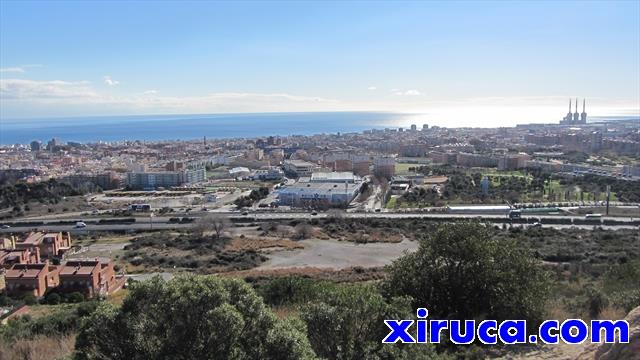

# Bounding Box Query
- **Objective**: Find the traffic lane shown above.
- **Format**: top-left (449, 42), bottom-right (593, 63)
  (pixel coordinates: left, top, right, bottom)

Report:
top-left (2, 212), bottom-right (639, 226)
top-left (0, 222), bottom-right (193, 233)
top-left (1, 221), bottom-right (636, 234)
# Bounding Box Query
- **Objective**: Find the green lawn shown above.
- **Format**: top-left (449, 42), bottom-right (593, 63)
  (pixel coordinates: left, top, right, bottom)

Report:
top-left (395, 163), bottom-right (418, 175)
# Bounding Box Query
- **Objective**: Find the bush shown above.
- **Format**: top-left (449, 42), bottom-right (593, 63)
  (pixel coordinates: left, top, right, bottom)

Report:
top-left (23, 294), bottom-right (38, 305)
top-left (300, 284), bottom-right (433, 359)
top-left (74, 275), bottom-right (315, 360)
top-left (46, 293), bottom-right (62, 305)
top-left (67, 292), bottom-right (84, 303)
top-left (382, 222), bottom-right (551, 327)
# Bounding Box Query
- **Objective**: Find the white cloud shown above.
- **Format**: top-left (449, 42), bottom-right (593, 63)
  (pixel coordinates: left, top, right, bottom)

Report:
top-left (0, 64), bottom-right (44, 74)
top-left (0, 78), bottom-right (346, 115)
top-left (103, 76), bottom-right (120, 86)
top-left (367, 86), bottom-right (377, 90)
top-left (391, 88), bottom-right (421, 96)
top-left (0, 79), bottom-right (98, 99)
top-left (0, 67), bottom-right (25, 73)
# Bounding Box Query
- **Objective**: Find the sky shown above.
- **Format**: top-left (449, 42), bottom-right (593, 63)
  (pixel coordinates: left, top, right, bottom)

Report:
top-left (1, 0), bottom-right (639, 127)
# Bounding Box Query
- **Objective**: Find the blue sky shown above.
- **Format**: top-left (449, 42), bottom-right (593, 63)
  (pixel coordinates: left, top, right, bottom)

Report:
top-left (1, 0), bottom-right (639, 126)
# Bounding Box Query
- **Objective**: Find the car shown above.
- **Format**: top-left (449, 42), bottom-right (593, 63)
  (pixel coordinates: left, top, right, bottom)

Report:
top-left (75, 221), bottom-right (87, 228)
top-left (374, 208), bottom-right (381, 212)
top-left (242, 211), bottom-right (249, 216)
top-left (530, 222), bottom-right (542, 228)
top-left (311, 211), bottom-right (318, 215)
top-left (1, 224), bottom-right (10, 229)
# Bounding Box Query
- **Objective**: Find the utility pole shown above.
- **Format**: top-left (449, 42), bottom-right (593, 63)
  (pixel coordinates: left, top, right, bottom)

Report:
top-left (605, 185), bottom-right (611, 216)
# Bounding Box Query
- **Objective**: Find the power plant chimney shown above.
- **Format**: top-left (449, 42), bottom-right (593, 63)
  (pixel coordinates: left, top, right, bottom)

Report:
top-left (565, 98), bottom-right (573, 123)
top-left (580, 98), bottom-right (587, 123)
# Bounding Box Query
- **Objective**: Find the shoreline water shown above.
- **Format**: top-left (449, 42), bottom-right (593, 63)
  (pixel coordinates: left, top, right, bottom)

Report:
top-left (0, 111), bottom-right (404, 144)
top-left (0, 112), bottom-right (637, 145)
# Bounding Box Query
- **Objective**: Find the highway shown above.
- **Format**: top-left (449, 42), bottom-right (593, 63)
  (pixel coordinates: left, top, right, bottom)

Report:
top-left (1, 211), bottom-right (638, 233)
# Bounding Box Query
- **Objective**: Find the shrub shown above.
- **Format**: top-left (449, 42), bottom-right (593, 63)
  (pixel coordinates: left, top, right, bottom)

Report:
top-left (382, 222), bottom-right (551, 327)
top-left (67, 292), bottom-right (84, 303)
top-left (74, 275), bottom-right (315, 360)
top-left (23, 294), bottom-right (38, 305)
top-left (46, 293), bottom-right (62, 305)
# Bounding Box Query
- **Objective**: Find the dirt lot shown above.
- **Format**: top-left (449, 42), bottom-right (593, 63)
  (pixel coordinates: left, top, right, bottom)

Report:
top-left (258, 238), bottom-right (418, 270)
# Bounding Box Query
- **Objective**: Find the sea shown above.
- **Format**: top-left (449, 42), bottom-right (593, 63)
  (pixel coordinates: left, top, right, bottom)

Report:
top-left (0, 112), bottom-right (637, 145)
top-left (0, 112), bottom-right (410, 145)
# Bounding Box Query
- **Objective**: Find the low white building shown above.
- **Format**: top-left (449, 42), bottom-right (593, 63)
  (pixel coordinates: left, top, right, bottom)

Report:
top-left (277, 181), bottom-right (363, 207)
top-left (283, 160), bottom-right (318, 177)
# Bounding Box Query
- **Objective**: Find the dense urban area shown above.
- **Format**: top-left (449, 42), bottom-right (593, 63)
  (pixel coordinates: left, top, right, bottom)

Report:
top-left (0, 111), bottom-right (639, 359)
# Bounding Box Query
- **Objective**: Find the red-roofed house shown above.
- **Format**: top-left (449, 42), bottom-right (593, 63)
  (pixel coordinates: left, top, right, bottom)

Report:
top-left (0, 247), bottom-right (41, 269)
top-left (5, 261), bottom-right (60, 297)
top-left (15, 232), bottom-right (72, 259)
top-left (58, 259), bottom-right (121, 298)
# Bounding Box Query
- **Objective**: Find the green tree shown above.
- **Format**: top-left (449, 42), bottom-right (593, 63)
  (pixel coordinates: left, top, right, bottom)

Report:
top-left (300, 284), bottom-right (440, 360)
top-left (46, 292), bottom-right (62, 305)
top-left (382, 222), bottom-right (550, 326)
top-left (74, 275), bottom-right (316, 360)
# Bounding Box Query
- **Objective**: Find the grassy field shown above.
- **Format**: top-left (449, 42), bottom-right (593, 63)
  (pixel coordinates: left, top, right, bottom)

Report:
top-left (394, 163), bottom-right (420, 175)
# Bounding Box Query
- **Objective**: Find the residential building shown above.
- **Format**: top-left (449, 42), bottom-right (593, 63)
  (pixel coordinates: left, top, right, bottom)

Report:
top-left (351, 155), bottom-right (370, 176)
top-left (456, 153), bottom-right (498, 167)
top-left (15, 232), bottom-right (72, 259)
top-left (126, 168), bottom-right (206, 190)
top-left (5, 261), bottom-right (60, 298)
top-left (58, 259), bottom-right (122, 298)
top-left (0, 247), bottom-right (40, 269)
top-left (373, 157), bottom-right (396, 179)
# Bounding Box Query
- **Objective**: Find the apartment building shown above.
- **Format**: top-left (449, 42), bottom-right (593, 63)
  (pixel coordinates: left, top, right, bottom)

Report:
top-left (0, 247), bottom-right (40, 269)
top-left (373, 157), bottom-right (396, 179)
top-left (126, 168), bottom-right (206, 190)
top-left (58, 259), bottom-right (122, 298)
top-left (15, 232), bottom-right (72, 259)
top-left (5, 262), bottom-right (60, 298)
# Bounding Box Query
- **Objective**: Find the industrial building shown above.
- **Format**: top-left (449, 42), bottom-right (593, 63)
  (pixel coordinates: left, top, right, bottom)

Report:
top-left (251, 167), bottom-right (284, 181)
top-left (309, 172), bottom-right (361, 183)
top-left (277, 181), bottom-right (363, 207)
top-left (560, 98), bottom-right (587, 125)
top-left (283, 160), bottom-right (319, 177)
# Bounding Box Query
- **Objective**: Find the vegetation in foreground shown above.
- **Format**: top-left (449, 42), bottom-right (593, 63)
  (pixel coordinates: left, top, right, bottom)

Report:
top-left (1, 222), bottom-right (638, 359)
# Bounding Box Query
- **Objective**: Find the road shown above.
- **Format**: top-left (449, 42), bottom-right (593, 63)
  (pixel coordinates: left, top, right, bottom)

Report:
top-left (1, 211), bottom-right (638, 234)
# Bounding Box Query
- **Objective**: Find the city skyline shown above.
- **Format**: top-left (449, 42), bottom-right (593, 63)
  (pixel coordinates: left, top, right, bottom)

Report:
top-left (1, 0), bottom-right (639, 126)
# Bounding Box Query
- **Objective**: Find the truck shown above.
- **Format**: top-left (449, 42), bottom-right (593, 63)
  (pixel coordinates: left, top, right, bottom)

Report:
top-left (128, 204), bottom-right (151, 212)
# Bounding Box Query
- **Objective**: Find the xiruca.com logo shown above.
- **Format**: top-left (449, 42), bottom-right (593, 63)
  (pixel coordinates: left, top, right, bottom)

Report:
top-left (382, 309), bottom-right (630, 345)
